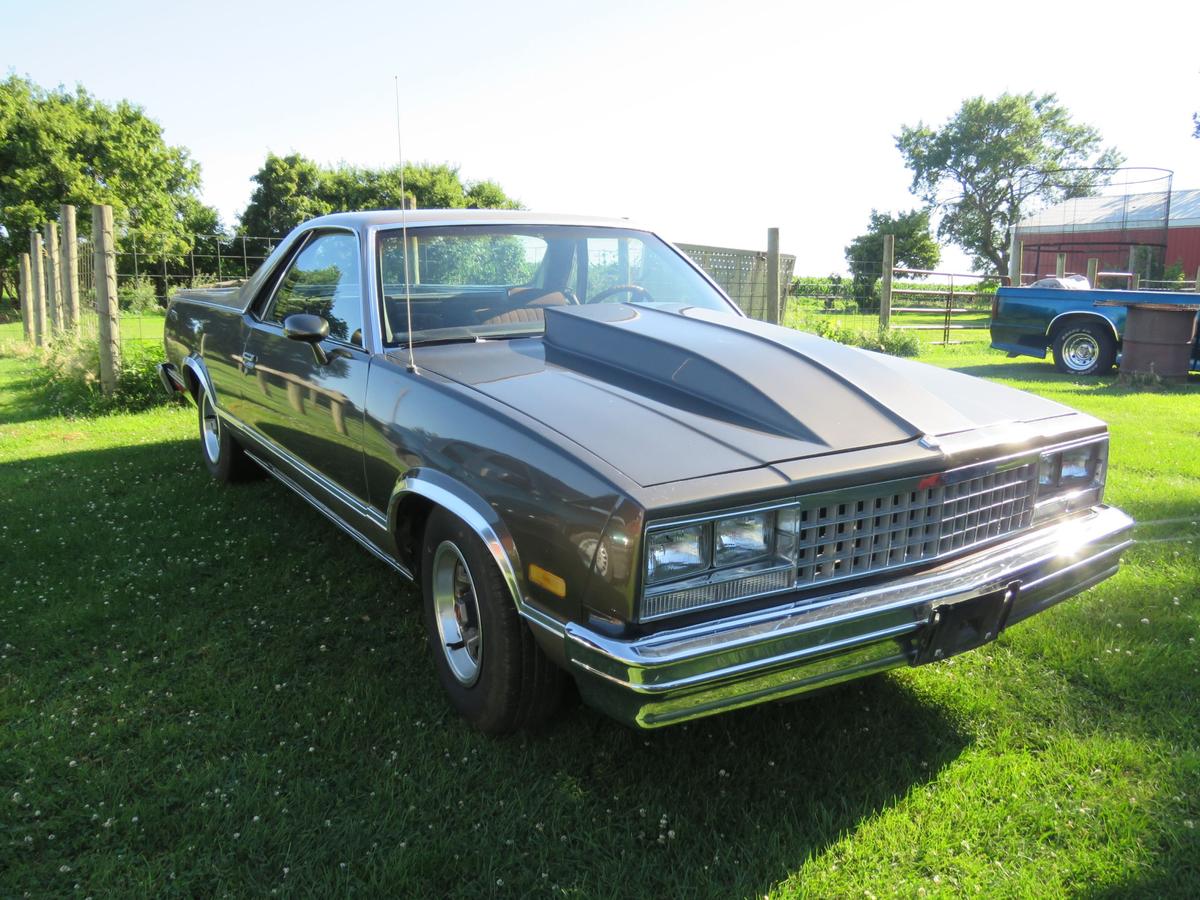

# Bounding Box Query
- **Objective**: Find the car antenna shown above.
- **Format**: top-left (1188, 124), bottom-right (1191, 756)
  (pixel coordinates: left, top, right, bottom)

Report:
top-left (395, 75), bottom-right (418, 374)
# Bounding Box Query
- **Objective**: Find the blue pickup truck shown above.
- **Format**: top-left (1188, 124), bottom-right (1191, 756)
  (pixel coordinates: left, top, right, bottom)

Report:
top-left (990, 285), bottom-right (1200, 375)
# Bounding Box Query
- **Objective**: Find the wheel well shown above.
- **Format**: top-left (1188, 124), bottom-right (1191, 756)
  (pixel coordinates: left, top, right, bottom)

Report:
top-left (394, 494), bottom-right (436, 580)
top-left (1048, 313), bottom-right (1119, 346)
top-left (182, 367), bottom-right (201, 401)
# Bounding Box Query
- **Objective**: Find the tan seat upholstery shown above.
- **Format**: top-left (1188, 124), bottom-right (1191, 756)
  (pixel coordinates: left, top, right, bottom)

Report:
top-left (480, 290), bottom-right (569, 326)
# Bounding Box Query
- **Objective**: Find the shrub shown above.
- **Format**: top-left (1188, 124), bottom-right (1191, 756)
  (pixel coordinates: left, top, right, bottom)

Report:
top-left (119, 277), bottom-right (161, 314)
top-left (805, 318), bottom-right (921, 358)
top-left (38, 332), bottom-right (169, 415)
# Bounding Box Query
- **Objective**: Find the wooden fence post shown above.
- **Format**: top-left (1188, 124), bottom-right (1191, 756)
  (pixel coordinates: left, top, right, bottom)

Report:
top-left (45, 221), bottom-right (63, 333)
top-left (93, 205), bottom-right (121, 395)
top-left (18, 252), bottom-right (33, 344)
top-left (30, 231), bottom-right (47, 348)
top-left (1086, 258), bottom-right (1099, 287)
top-left (1055, 253), bottom-right (1066, 278)
top-left (1132, 273), bottom-right (1141, 290)
top-left (766, 227), bottom-right (780, 325)
top-left (880, 233), bottom-right (895, 328)
top-left (61, 205), bottom-right (80, 329)
top-left (1194, 266), bottom-right (1200, 294)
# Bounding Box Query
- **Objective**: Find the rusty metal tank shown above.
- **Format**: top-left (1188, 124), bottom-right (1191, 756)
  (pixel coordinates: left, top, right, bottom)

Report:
top-left (1099, 300), bottom-right (1200, 383)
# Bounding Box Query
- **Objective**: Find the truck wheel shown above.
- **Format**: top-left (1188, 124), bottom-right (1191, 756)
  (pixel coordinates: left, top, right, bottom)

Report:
top-left (1051, 323), bottom-right (1116, 375)
top-left (196, 384), bottom-right (257, 483)
top-left (421, 508), bottom-right (565, 733)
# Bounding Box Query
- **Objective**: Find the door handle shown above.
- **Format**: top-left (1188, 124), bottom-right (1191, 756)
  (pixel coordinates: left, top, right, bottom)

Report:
top-left (242, 352), bottom-right (257, 372)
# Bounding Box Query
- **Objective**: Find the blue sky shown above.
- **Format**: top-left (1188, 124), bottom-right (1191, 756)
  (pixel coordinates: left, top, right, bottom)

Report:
top-left (4, 0), bottom-right (1199, 274)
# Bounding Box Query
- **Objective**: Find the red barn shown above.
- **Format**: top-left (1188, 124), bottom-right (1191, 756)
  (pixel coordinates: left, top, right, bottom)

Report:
top-left (1014, 188), bottom-right (1200, 285)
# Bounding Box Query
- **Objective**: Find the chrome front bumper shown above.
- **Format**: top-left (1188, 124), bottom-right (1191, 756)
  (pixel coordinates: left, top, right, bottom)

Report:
top-left (565, 505), bottom-right (1133, 729)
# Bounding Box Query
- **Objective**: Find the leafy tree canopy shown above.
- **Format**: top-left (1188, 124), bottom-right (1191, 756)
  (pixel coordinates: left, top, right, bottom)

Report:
top-left (896, 92), bottom-right (1123, 276)
top-left (0, 76), bottom-right (220, 285)
top-left (238, 154), bottom-right (520, 238)
top-left (844, 208), bottom-right (941, 299)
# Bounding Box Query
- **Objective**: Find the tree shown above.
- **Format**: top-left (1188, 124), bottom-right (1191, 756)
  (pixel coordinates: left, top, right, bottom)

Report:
top-left (238, 155), bottom-right (520, 238)
top-left (237, 154), bottom-right (331, 238)
top-left (0, 76), bottom-right (219, 291)
top-left (844, 209), bottom-right (941, 302)
top-left (896, 93), bottom-right (1123, 276)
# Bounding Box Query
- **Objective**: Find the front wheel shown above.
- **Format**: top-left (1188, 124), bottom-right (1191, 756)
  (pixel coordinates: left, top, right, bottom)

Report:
top-left (1052, 323), bottom-right (1116, 376)
top-left (421, 508), bottom-right (565, 733)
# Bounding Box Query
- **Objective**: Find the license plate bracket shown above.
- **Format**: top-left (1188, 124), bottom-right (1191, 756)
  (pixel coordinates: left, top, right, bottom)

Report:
top-left (914, 584), bottom-right (1018, 666)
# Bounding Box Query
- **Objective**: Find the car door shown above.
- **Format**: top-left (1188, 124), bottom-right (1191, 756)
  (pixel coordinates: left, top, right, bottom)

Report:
top-left (238, 228), bottom-right (371, 504)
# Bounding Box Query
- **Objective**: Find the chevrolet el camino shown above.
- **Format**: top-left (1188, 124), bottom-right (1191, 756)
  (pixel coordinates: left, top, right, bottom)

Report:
top-left (158, 211), bottom-right (1134, 732)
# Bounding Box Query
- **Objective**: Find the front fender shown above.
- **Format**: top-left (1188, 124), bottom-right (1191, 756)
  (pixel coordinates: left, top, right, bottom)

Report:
top-left (388, 468), bottom-right (566, 640)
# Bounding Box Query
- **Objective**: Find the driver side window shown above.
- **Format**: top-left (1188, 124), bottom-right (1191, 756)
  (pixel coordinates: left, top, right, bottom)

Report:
top-left (266, 232), bottom-right (363, 345)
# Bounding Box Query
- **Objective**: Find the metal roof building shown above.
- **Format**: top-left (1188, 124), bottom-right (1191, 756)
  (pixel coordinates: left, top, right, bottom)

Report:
top-left (1014, 188), bottom-right (1200, 286)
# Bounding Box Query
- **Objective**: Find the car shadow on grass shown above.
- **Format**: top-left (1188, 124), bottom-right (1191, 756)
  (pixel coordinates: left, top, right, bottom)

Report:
top-left (1, 437), bottom-right (972, 897)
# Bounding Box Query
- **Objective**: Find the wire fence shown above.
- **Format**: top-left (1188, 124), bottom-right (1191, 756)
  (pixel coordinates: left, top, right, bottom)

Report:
top-left (677, 243), bottom-right (796, 320)
top-left (66, 233), bottom-right (282, 347)
top-left (783, 262), bottom-right (997, 344)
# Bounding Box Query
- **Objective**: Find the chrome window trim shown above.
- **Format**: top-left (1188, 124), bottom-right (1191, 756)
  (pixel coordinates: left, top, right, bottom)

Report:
top-left (639, 435), bottom-right (1109, 622)
top-left (255, 225), bottom-right (371, 351)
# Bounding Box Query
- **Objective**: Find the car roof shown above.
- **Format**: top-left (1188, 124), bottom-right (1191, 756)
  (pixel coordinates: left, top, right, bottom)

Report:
top-left (302, 209), bottom-right (649, 232)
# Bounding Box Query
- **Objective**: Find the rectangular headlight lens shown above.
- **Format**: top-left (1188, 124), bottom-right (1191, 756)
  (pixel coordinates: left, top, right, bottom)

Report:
top-left (1060, 446), bottom-right (1094, 483)
top-left (714, 512), bottom-right (773, 567)
top-left (1038, 455), bottom-right (1059, 487)
top-left (646, 524), bottom-right (708, 585)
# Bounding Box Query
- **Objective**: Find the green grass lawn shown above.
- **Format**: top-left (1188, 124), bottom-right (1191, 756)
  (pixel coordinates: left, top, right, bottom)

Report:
top-left (1, 337), bottom-right (1198, 897)
top-left (0, 310), bottom-right (166, 347)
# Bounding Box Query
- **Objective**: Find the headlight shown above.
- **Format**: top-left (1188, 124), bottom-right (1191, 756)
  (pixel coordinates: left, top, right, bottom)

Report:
top-left (641, 507), bottom-right (798, 620)
top-left (714, 512), bottom-right (773, 567)
top-left (646, 524), bottom-right (708, 584)
top-left (1033, 439), bottom-right (1107, 523)
top-left (1060, 446), bottom-right (1095, 483)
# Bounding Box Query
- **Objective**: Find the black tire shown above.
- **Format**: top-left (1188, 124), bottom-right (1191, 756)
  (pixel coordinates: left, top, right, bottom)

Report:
top-left (1051, 322), bottom-right (1116, 375)
top-left (421, 508), bottom-right (565, 734)
top-left (196, 383), bottom-right (258, 483)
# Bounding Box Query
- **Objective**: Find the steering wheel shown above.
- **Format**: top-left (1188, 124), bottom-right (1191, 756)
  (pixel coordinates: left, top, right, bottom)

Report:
top-left (587, 284), bottom-right (654, 304)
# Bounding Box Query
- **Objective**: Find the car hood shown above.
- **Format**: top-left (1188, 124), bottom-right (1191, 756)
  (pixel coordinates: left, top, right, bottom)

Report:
top-left (410, 304), bottom-right (1075, 488)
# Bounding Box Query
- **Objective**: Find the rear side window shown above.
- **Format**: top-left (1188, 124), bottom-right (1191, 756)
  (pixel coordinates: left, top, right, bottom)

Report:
top-left (267, 232), bottom-right (363, 345)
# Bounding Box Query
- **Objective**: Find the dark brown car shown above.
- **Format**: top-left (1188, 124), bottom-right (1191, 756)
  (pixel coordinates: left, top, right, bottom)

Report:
top-left (159, 211), bottom-right (1133, 732)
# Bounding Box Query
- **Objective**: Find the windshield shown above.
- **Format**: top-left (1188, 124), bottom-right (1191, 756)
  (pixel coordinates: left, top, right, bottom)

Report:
top-left (376, 224), bottom-right (736, 345)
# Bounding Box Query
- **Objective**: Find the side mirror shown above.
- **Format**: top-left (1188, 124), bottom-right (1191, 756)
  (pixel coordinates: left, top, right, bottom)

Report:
top-left (282, 313), bottom-right (334, 365)
top-left (282, 313), bottom-right (330, 343)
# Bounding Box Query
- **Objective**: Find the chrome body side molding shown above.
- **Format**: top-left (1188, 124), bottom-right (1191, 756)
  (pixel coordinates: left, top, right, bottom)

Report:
top-left (218, 408), bottom-right (386, 530)
top-left (241, 449), bottom-right (411, 579)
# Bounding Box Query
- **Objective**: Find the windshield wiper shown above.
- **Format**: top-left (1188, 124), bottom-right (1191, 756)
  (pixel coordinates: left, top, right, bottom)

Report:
top-left (407, 335), bottom-right (483, 347)
top-left (404, 332), bottom-right (539, 348)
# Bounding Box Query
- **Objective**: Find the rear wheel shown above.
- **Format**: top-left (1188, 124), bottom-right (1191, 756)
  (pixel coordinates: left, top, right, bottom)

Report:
top-left (1051, 322), bottom-right (1116, 376)
top-left (421, 508), bottom-right (565, 733)
top-left (196, 383), bottom-right (257, 482)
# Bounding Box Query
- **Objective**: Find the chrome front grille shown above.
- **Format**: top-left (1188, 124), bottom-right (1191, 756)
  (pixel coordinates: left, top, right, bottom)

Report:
top-left (794, 464), bottom-right (1036, 587)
